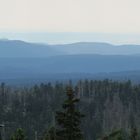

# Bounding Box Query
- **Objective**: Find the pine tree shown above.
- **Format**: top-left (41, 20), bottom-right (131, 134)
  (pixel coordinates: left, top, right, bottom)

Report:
top-left (130, 127), bottom-right (137, 140)
top-left (55, 86), bottom-right (84, 140)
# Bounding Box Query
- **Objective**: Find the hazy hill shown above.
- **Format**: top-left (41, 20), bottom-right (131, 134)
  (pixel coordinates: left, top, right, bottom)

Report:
top-left (0, 39), bottom-right (63, 57)
top-left (52, 42), bottom-right (140, 55)
top-left (1, 40), bottom-right (140, 57)
top-left (0, 54), bottom-right (140, 80)
top-left (0, 40), bottom-right (140, 84)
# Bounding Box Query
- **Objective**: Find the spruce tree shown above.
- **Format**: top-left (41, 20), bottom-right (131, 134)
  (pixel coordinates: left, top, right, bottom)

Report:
top-left (130, 127), bottom-right (137, 140)
top-left (101, 129), bottom-right (124, 140)
top-left (43, 127), bottom-right (56, 140)
top-left (55, 86), bottom-right (84, 140)
top-left (10, 128), bottom-right (26, 140)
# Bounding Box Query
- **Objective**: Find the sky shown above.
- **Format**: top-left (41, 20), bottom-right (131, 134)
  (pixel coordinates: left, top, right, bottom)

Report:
top-left (0, 0), bottom-right (140, 44)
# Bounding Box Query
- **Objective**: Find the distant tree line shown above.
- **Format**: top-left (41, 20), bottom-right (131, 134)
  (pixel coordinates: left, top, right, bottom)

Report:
top-left (0, 80), bottom-right (140, 140)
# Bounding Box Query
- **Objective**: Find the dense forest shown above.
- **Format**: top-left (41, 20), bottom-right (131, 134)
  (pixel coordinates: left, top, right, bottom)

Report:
top-left (0, 79), bottom-right (140, 140)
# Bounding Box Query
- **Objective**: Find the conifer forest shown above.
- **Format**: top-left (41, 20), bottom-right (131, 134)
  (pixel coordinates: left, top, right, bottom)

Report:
top-left (0, 80), bottom-right (140, 140)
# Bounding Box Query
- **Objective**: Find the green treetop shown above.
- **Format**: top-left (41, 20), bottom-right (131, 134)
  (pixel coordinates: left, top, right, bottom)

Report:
top-left (55, 86), bottom-right (84, 140)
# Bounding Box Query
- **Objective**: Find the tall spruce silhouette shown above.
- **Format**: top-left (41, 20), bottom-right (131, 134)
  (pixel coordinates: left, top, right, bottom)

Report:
top-left (56, 86), bottom-right (84, 140)
top-left (130, 127), bottom-right (138, 140)
top-left (10, 128), bottom-right (26, 140)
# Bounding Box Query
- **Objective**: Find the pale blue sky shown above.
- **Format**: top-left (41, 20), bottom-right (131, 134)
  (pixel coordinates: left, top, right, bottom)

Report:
top-left (1, 32), bottom-right (140, 45)
top-left (0, 0), bottom-right (140, 44)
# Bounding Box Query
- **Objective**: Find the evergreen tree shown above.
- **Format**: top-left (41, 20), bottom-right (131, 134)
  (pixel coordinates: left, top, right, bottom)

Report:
top-left (101, 129), bottom-right (124, 140)
top-left (43, 127), bottom-right (56, 140)
top-left (55, 86), bottom-right (84, 140)
top-left (130, 127), bottom-right (138, 140)
top-left (10, 128), bottom-right (26, 140)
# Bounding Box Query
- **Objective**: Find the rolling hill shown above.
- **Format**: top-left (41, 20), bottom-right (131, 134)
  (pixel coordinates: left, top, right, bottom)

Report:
top-left (1, 40), bottom-right (140, 57)
top-left (0, 40), bottom-right (140, 84)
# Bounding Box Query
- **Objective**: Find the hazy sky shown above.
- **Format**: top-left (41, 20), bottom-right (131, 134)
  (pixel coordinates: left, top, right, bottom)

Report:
top-left (0, 0), bottom-right (140, 33)
top-left (0, 0), bottom-right (140, 44)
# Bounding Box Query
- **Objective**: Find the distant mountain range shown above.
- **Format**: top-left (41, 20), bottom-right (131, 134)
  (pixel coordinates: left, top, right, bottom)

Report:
top-left (0, 54), bottom-right (140, 79)
top-left (0, 39), bottom-right (140, 57)
top-left (52, 42), bottom-right (140, 55)
top-left (0, 39), bottom-right (140, 84)
top-left (0, 39), bottom-right (62, 57)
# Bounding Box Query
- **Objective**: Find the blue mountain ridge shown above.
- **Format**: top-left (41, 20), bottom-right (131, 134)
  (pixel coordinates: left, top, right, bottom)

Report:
top-left (0, 39), bottom-right (140, 84)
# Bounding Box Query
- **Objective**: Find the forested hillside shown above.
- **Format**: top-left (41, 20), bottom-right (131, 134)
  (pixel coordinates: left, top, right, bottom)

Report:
top-left (0, 80), bottom-right (140, 140)
top-left (1, 55), bottom-right (140, 82)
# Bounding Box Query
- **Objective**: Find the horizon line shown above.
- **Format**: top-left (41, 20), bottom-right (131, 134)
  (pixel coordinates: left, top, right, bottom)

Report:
top-left (1, 38), bottom-right (140, 46)
top-left (1, 32), bottom-right (140, 45)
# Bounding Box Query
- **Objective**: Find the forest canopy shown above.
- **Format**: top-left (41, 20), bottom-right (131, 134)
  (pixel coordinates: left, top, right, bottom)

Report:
top-left (0, 80), bottom-right (140, 140)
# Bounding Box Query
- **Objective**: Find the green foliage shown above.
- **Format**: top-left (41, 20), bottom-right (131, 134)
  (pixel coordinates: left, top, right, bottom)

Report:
top-left (55, 87), bottom-right (84, 140)
top-left (0, 80), bottom-right (140, 140)
top-left (10, 128), bottom-right (26, 140)
top-left (130, 127), bottom-right (138, 140)
top-left (101, 129), bottom-right (125, 140)
top-left (42, 127), bottom-right (56, 140)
